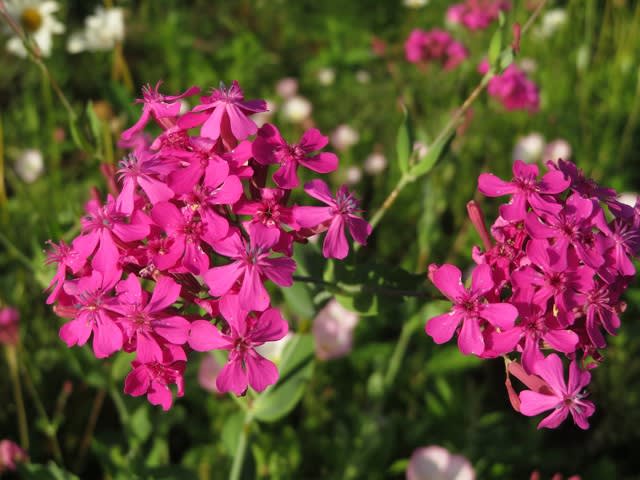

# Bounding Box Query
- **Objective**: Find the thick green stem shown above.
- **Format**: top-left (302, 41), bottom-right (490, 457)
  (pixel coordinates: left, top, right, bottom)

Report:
top-left (229, 413), bottom-right (252, 480)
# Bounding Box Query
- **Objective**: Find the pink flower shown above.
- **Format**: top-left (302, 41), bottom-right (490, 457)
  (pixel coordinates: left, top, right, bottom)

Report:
top-left (203, 225), bottom-right (296, 312)
top-left (109, 275), bottom-right (190, 362)
top-left (116, 152), bottom-right (174, 214)
top-left (294, 179), bottom-right (372, 259)
top-left (478, 160), bottom-right (569, 221)
top-left (0, 307), bottom-right (20, 346)
top-left (124, 347), bottom-right (186, 411)
top-left (313, 299), bottom-right (359, 360)
top-left (484, 63), bottom-right (540, 112)
top-left (121, 82), bottom-right (200, 141)
top-left (188, 295), bottom-right (288, 395)
top-left (59, 269), bottom-right (123, 358)
top-left (45, 240), bottom-right (87, 304)
top-left (446, 0), bottom-right (511, 31)
top-left (426, 263), bottom-right (518, 356)
top-left (0, 439), bottom-right (27, 473)
top-left (407, 445), bottom-right (475, 480)
top-left (405, 29), bottom-right (468, 70)
top-left (252, 124), bottom-right (338, 189)
top-left (519, 353), bottom-right (595, 429)
top-left (180, 80), bottom-right (267, 142)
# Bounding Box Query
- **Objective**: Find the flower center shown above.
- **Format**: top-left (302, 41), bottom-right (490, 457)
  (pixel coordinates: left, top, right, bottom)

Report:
top-left (20, 7), bottom-right (43, 33)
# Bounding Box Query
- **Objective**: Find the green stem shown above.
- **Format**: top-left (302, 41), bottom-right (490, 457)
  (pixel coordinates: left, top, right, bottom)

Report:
top-left (229, 413), bottom-right (252, 480)
top-left (383, 320), bottom-right (417, 390)
top-left (6, 346), bottom-right (29, 451)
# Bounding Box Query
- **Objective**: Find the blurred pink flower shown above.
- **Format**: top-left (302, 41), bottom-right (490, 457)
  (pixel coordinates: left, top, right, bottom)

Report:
top-left (479, 61), bottom-right (539, 113)
top-left (0, 439), bottom-right (27, 473)
top-left (312, 299), bottom-right (359, 360)
top-left (543, 139), bottom-right (572, 163)
top-left (0, 307), bottom-right (19, 346)
top-left (405, 29), bottom-right (468, 70)
top-left (330, 125), bottom-right (359, 151)
top-left (275, 77), bottom-right (298, 99)
top-left (198, 354), bottom-right (223, 394)
top-left (407, 445), bottom-right (475, 480)
top-left (446, 0), bottom-right (511, 31)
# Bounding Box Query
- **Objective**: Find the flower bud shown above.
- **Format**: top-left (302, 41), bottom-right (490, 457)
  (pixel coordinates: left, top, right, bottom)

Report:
top-left (0, 307), bottom-right (19, 346)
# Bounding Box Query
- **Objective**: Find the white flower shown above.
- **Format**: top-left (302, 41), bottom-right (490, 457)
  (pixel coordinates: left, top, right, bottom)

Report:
top-left (313, 300), bottom-right (359, 360)
top-left (330, 124), bottom-right (359, 151)
top-left (4, 0), bottom-right (64, 57)
top-left (255, 332), bottom-right (294, 365)
top-left (275, 77), bottom-right (298, 99)
top-left (512, 132), bottom-right (545, 164)
top-left (364, 152), bottom-right (387, 175)
top-left (544, 139), bottom-right (572, 164)
top-left (355, 70), bottom-right (371, 84)
top-left (618, 192), bottom-right (638, 208)
top-left (67, 7), bottom-right (124, 53)
top-left (345, 166), bottom-right (362, 185)
top-left (280, 95), bottom-right (312, 123)
top-left (403, 0), bottom-right (429, 8)
top-left (14, 148), bottom-right (44, 183)
top-left (407, 446), bottom-right (475, 480)
top-left (316, 67), bottom-right (335, 86)
top-left (535, 8), bottom-right (567, 38)
top-left (252, 99), bottom-right (277, 127)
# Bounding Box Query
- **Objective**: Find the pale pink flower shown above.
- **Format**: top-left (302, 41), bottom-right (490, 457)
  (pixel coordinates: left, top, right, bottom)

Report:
top-left (313, 299), bottom-right (359, 360)
top-left (198, 354), bottom-right (223, 394)
top-left (0, 307), bottom-right (19, 346)
top-left (407, 445), bottom-right (475, 480)
top-left (0, 439), bottom-right (27, 473)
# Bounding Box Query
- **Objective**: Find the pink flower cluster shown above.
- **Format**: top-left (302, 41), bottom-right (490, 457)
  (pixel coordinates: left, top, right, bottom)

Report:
top-left (447, 0), bottom-right (512, 31)
top-left (46, 80), bottom-right (371, 410)
top-left (426, 159), bottom-right (640, 429)
top-left (479, 60), bottom-right (540, 112)
top-left (405, 29), bottom-right (468, 70)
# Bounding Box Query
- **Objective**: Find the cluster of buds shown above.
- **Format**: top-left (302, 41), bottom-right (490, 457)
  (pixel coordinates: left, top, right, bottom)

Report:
top-left (446, 0), bottom-right (512, 31)
top-left (404, 28), bottom-right (468, 70)
top-left (45, 80), bottom-right (371, 410)
top-left (426, 159), bottom-right (639, 429)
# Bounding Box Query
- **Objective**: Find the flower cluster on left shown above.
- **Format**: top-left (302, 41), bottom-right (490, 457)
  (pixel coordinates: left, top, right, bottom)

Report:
top-left (45, 80), bottom-right (371, 410)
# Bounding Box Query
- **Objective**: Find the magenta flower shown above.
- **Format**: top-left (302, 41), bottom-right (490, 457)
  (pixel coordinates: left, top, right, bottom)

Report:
top-left (121, 82), bottom-right (200, 141)
top-left (124, 350), bottom-right (186, 411)
top-left (188, 295), bottom-right (288, 395)
top-left (203, 225), bottom-right (296, 311)
top-left (59, 269), bottom-right (123, 358)
top-left (426, 263), bottom-right (518, 356)
top-left (252, 124), bottom-right (338, 189)
top-left (0, 439), bottom-right (27, 473)
top-left (294, 179), bottom-right (372, 259)
top-left (109, 275), bottom-right (190, 362)
top-left (0, 307), bottom-right (19, 346)
top-left (180, 80), bottom-right (267, 141)
top-left (519, 354), bottom-right (595, 429)
top-left (45, 240), bottom-right (87, 304)
top-left (447, 0), bottom-right (511, 31)
top-left (405, 29), bottom-right (468, 70)
top-left (116, 152), bottom-right (174, 214)
top-left (478, 160), bottom-right (570, 221)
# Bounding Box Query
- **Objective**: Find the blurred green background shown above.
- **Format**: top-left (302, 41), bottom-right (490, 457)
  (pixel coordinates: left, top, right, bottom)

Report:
top-left (1, 0), bottom-right (640, 478)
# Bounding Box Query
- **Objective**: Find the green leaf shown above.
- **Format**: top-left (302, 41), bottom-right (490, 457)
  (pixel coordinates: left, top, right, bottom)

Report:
top-left (425, 346), bottom-right (482, 375)
top-left (388, 459), bottom-right (409, 475)
top-left (252, 334), bottom-right (315, 423)
top-left (111, 351), bottom-right (135, 382)
top-left (86, 101), bottom-right (104, 153)
top-left (499, 49), bottom-right (514, 71)
top-left (130, 404), bottom-right (152, 444)
top-left (396, 104), bottom-right (413, 174)
top-left (488, 29), bottom-right (503, 71)
top-left (406, 130), bottom-right (455, 181)
top-left (282, 281), bottom-right (315, 319)
top-left (222, 411), bottom-right (245, 455)
top-left (18, 462), bottom-right (80, 480)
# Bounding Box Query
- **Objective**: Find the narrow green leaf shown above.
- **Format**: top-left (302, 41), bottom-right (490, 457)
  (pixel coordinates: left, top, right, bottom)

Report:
top-left (396, 104), bottom-right (413, 174)
top-left (407, 130), bottom-right (455, 181)
top-left (488, 28), bottom-right (503, 70)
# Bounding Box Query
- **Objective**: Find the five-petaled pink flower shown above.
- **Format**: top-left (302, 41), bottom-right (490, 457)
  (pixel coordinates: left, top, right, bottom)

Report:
top-left (519, 353), bottom-right (595, 429)
top-left (294, 179), bottom-right (372, 259)
top-left (188, 294), bottom-right (288, 395)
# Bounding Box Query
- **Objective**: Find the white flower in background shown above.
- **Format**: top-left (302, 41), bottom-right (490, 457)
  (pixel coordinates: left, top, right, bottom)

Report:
top-left (355, 70), bottom-right (371, 84)
top-left (67, 7), bottom-right (124, 53)
top-left (512, 132), bottom-right (545, 164)
top-left (316, 67), bottom-right (336, 86)
top-left (403, 0), bottom-right (429, 8)
top-left (407, 446), bottom-right (475, 480)
top-left (280, 95), bottom-right (312, 123)
top-left (519, 58), bottom-right (538, 74)
top-left (330, 124), bottom-right (359, 151)
top-left (544, 139), bottom-right (572, 163)
top-left (618, 192), bottom-right (638, 208)
top-left (275, 77), bottom-right (298, 99)
top-left (413, 141), bottom-right (429, 159)
top-left (313, 299), bottom-right (359, 360)
top-left (255, 332), bottom-right (294, 365)
top-left (14, 148), bottom-right (44, 183)
top-left (345, 166), bottom-right (362, 185)
top-left (4, 0), bottom-right (64, 57)
top-left (364, 152), bottom-right (387, 175)
top-left (252, 99), bottom-right (277, 127)
top-left (535, 8), bottom-right (567, 38)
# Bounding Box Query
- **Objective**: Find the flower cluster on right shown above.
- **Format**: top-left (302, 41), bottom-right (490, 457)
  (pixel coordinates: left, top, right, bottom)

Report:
top-left (426, 159), bottom-right (639, 430)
